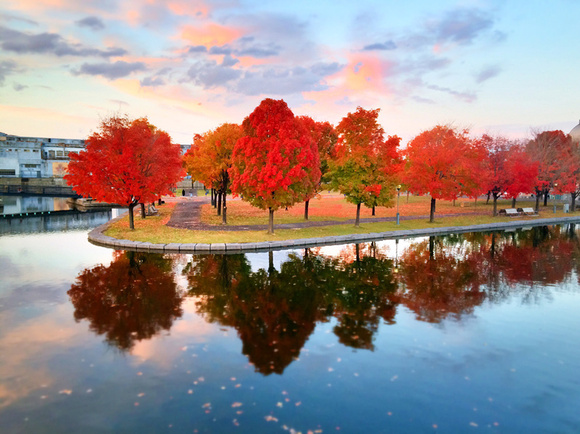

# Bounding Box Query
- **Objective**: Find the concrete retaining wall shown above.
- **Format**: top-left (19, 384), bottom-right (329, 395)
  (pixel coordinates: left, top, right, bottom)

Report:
top-left (88, 215), bottom-right (580, 255)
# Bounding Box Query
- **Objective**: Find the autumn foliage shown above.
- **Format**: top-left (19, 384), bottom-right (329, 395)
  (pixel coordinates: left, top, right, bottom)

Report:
top-left (230, 98), bottom-right (321, 233)
top-left (526, 130), bottom-right (577, 210)
top-left (183, 123), bottom-right (243, 224)
top-left (480, 135), bottom-right (538, 215)
top-left (329, 107), bottom-right (401, 226)
top-left (403, 125), bottom-right (486, 222)
top-left (65, 115), bottom-right (184, 229)
top-left (296, 116), bottom-right (338, 219)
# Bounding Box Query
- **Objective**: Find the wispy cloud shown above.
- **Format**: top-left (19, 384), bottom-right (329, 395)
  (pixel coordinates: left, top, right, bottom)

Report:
top-left (74, 61), bottom-right (146, 79)
top-left (76, 16), bottom-right (105, 30)
top-left (0, 25), bottom-right (126, 57)
top-left (0, 60), bottom-right (19, 85)
top-left (475, 65), bottom-right (501, 83)
top-left (363, 41), bottom-right (397, 51)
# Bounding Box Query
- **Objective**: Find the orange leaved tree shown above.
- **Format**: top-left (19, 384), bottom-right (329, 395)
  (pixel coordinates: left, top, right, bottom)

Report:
top-left (403, 125), bottom-right (486, 223)
top-left (183, 123), bottom-right (243, 224)
top-left (65, 115), bottom-right (184, 229)
top-left (329, 107), bottom-right (401, 227)
top-left (230, 98), bottom-right (320, 234)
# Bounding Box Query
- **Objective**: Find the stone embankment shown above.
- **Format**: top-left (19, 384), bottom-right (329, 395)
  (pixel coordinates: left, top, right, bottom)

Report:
top-left (88, 206), bottom-right (580, 254)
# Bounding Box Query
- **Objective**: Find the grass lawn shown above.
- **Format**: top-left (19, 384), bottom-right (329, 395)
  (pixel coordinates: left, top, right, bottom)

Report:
top-left (201, 193), bottom-right (485, 225)
top-left (104, 194), bottom-right (575, 244)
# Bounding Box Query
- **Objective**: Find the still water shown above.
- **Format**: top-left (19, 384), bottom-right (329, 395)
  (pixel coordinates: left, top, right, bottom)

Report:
top-left (1, 214), bottom-right (580, 433)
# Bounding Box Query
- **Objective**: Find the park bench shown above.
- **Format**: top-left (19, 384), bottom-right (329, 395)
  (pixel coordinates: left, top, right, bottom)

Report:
top-left (498, 208), bottom-right (520, 217)
top-left (517, 207), bottom-right (538, 216)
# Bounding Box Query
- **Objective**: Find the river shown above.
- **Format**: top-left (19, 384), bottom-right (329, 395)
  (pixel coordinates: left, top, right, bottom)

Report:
top-left (1, 201), bottom-right (579, 433)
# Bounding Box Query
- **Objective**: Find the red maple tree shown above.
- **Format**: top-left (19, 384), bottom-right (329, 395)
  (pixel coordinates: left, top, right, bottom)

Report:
top-left (65, 116), bottom-right (184, 229)
top-left (230, 98), bottom-right (320, 234)
top-left (526, 130), bottom-right (575, 210)
top-left (297, 116), bottom-right (338, 220)
top-left (403, 125), bottom-right (486, 222)
top-left (503, 145), bottom-right (539, 207)
top-left (328, 107), bottom-right (401, 226)
top-left (481, 135), bottom-right (538, 215)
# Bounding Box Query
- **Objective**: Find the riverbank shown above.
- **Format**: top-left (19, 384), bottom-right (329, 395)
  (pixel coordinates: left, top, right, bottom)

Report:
top-left (90, 209), bottom-right (580, 253)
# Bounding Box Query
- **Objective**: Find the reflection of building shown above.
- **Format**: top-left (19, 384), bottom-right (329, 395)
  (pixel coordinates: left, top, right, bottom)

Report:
top-left (0, 132), bottom-right (85, 178)
top-left (570, 120), bottom-right (580, 143)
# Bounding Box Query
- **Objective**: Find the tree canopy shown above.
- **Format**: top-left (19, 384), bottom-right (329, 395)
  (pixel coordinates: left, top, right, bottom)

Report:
top-left (403, 125), bottom-right (486, 222)
top-left (65, 115), bottom-right (184, 229)
top-left (329, 107), bottom-right (401, 226)
top-left (230, 98), bottom-right (320, 234)
top-left (184, 123), bottom-right (243, 224)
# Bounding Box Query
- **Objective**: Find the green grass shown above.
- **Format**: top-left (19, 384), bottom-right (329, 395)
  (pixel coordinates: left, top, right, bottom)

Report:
top-left (104, 201), bottom-right (575, 245)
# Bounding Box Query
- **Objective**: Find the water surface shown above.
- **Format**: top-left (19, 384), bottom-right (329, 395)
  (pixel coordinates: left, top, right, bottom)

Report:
top-left (1, 222), bottom-right (579, 433)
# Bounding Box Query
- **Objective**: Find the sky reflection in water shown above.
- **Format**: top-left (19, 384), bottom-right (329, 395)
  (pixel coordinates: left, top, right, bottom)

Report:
top-left (1, 225), bottom-right (579, 433)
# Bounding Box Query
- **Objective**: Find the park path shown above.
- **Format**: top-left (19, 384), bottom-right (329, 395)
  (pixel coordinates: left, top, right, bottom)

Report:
top-left (166, 197), bottom-right (487, 231)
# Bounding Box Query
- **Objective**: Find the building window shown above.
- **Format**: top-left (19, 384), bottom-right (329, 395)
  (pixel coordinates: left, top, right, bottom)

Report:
top-left (0, 169), bottom-right (16, 176)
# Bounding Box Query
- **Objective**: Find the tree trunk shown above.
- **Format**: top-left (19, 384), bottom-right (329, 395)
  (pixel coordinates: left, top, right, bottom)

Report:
top-left (217, 191), bottom-right (222, 216)
top-left (543, 190), bottom-right (549, 206)
top-left (140, 203), bottom-right (146, 218)
top-left (572, 194), bottom-right (577, 213)
top-left (407, 191), bottom-right (410, 203)
top-left (493, 195), bottom-right (498, 216)
top-left (222, 192), bottom-right (227, 224)
top-left (355, 203), bottom-right (361, 227)
top-left (486, 191), bottom-right (491, 204)
top-left (158, 198), bottom-right (162, 206)
top-left (304, 199), bottom-right (309, 220)
top-left (453, 199), bottom-right (456, 207)
top-left (211, 189), bottom-right (216, 207)
top-left (535, 192), bottom-right (540, 212)
top-left (268, 208), bottom-right (275, 234)
top-left (429, 197), bottom-right (436, 223)
top-left (268, 250), bottom-right (274, 274)
top-left (372, 205), bottom-right (375, 216)
top-left (128, 203), bottom-right (136, 230)
top-left (511, 197), bottom-right (516, 208)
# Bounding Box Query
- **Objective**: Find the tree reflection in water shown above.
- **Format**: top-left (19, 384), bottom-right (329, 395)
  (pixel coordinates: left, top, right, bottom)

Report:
top-left (184, 245), bottom-right (398, 374)
top-left (397, 235), bottom-right (487, 323)
top-left (68, 251), bottom-right (184, 352)
top-left (68, 224), bottom-right (580, 374)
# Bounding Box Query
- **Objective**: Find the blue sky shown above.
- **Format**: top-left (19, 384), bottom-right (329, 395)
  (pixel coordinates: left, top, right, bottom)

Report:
top-left (1, 0), bottom-right (578, 144)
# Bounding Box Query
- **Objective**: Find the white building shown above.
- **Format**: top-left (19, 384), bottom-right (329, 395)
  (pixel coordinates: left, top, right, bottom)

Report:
top-left (0, 132), bottom-right (85, 178)
top-left (570, 120), bottom-right (580, 143)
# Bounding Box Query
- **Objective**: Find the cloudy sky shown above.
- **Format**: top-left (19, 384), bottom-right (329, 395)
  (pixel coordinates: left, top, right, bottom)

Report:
top-left (1, 0), bottom-right (578, 145)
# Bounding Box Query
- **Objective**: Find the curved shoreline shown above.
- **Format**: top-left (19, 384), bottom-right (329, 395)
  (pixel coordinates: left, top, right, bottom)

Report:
top-left (88, 214), bottom-right (580, 254)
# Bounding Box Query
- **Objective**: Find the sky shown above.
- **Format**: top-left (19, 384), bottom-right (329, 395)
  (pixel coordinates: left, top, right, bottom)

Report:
top-left (1, 0), bottom-right (579, 145)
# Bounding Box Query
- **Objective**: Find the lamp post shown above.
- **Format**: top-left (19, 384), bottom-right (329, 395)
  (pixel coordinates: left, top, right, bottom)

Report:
top-left (553, 183), bottom-right (558, 213)
top-left (394, 238), bottom-right (399, 274)
top-left (396, 185), bottom-right (401, 225)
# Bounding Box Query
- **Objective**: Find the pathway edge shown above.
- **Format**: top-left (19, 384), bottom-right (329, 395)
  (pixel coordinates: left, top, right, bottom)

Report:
top-left (88, 215), bottom-right (580, 254)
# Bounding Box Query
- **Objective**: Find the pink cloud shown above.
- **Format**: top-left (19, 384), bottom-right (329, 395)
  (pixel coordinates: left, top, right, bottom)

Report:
top-left (180, 23), bottom-right (243, 48)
